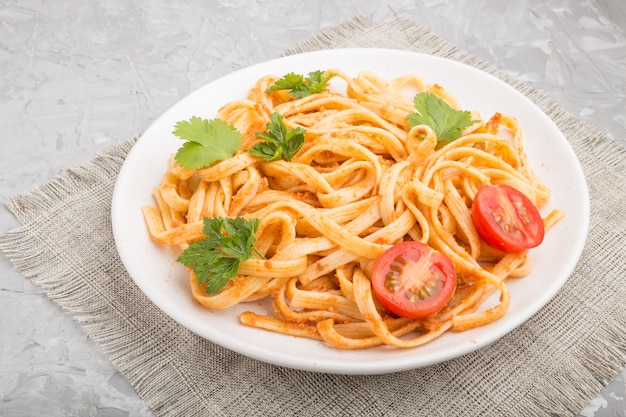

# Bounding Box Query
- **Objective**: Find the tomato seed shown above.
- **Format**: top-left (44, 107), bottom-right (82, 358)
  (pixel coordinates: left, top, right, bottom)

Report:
top-left (389, 262), bottom-right (403, 272)
top-left (385, 272), bottom-right (401, 291)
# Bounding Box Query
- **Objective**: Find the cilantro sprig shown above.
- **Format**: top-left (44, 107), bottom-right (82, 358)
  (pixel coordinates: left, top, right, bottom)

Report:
top-left (249, 112), bottom-right (306, 162)
top-left (407, 92), bottom-right (477, 145)
top-left (177, 217), bottom-right (263, 294)
top-left (172, 116), bottom-right (242, 169)
top-left (265, 70), bottom-right (335, 98)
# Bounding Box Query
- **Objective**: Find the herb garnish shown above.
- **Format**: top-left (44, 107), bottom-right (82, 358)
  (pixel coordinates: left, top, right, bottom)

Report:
top-left (172, 116), bottom-right (242, 169)
top-left (265, 70), bottom-right (335, 98)
top-left (249, 112), bottom-right (306, 162)
top-left (177, 217), bottom-right (263, 294)
top-left (407, 92), bottom-right (477, 145)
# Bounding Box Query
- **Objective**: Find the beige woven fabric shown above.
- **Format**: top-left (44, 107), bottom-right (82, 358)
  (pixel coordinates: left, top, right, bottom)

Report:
top-left (1, 16), bottom-right (625, 417)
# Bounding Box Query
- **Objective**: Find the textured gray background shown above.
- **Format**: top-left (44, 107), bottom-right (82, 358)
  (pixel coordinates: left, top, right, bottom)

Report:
top-left (1, 1), bottom-right (624, 416)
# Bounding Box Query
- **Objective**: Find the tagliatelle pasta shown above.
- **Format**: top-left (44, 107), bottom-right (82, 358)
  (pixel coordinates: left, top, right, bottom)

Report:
top-left (141, 69), bottom-right (564, 349)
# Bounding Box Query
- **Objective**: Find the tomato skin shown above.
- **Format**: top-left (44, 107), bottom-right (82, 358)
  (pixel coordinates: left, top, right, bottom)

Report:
top-left (472, 184), bottom-right (545, 253)
top-left (371, 241), bottom-right (457, 319)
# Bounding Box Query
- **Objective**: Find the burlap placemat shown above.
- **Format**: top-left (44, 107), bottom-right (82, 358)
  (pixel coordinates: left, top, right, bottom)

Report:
top-left (1, 16), bottom-right (625, 417)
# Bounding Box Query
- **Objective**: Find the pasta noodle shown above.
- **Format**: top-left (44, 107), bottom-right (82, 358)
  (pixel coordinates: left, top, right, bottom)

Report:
top-left (142, 69), bottom-right (564, 349)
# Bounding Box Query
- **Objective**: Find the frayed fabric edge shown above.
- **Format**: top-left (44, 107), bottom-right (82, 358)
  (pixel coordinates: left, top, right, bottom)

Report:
top-left (5, 138), bottom-right (139, 225)
top-left (513, 321), bottom-right (626, 416)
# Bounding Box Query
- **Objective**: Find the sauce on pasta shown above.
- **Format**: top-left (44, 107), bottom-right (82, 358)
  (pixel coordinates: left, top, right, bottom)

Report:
top-left (141, 69), bottom-right (564, 349)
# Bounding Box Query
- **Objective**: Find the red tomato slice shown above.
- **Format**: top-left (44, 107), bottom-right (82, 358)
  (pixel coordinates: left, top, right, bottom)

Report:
top-left (471, 184), bottom-right (545, 252)
top-left (371, 241), bottom-right (457, 319)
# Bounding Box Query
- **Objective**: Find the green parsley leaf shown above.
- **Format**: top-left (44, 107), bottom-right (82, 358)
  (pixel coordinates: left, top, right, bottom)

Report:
top-left (177, 217), bottom-right (262, 294)
top-left (266, 70), bottom-right (335, 98)
top-left (249, 112), bottom-right (306, 162)
top-left (266, 72), bottom-right (304, 93)
top-left (173, 116), bottom-right (242, 169)
top-left (407, 92), bottom-right (477, 145)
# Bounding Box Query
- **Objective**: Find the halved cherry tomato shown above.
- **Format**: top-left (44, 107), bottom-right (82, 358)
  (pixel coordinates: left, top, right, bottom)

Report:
top-left (371, 241), bottom-right (457, 319)
top-left (471, 184), bottom-right (545, 252)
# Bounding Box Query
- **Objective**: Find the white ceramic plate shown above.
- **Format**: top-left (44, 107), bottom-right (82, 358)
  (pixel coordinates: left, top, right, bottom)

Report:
top-left (111, 48), bottom-right (589, 375)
